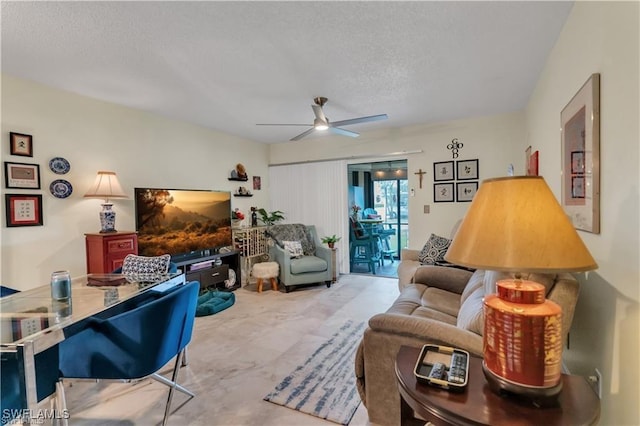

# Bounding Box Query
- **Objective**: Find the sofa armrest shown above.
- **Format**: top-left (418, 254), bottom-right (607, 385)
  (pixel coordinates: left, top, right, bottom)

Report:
top-left (412, 265), bottom-right (474, 294)
top-left (400, 248), bottom-right (420, 262)
top-left (368, 312), bottom-right (483, 355)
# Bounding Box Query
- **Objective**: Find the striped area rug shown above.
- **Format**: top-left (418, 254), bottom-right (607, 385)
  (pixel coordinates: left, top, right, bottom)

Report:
top-left (264, 320), bottom-right (366, 425)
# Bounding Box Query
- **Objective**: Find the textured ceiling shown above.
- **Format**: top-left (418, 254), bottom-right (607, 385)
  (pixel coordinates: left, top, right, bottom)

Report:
top-left (1, 1), bottom-right (573, 144)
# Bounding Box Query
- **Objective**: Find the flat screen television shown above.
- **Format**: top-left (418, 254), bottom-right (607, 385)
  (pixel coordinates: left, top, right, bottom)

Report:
top-left (134, 188), bottom-right (232, 263)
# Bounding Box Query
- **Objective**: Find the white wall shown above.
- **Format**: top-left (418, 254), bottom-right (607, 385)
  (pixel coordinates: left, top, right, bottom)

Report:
top-left (1, 74), bottom-right (270, 290)
top-left (269, 112), bottom-right (525, 247)
top-left (525, 2), bottom-right (639, 424)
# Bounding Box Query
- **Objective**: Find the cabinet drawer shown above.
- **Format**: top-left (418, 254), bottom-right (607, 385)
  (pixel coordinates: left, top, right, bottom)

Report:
top-left (107, 238), bottom-right (137, 253)
top-left (189, 265), bottom-right (229, 289)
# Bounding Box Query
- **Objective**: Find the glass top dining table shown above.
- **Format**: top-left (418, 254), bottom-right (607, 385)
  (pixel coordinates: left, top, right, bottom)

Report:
top-left (0, 272), bottom-right (185, 410)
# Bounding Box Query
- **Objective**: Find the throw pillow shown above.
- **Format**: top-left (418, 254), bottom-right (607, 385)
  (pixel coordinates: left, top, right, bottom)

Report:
top-left (418, 234), bottom-right (452, 265)
top-left (283, 241), bottom-right (304, 258)
top-left (121, 254), bottom-right (171, 275)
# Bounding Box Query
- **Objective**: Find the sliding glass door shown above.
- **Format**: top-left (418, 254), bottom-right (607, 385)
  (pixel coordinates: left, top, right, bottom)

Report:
top-left (372, 179), bottom-right (408, 259)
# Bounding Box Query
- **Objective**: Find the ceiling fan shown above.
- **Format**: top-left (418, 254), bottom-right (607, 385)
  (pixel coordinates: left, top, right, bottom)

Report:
top-left (257, 97), bottom-right (388, 141)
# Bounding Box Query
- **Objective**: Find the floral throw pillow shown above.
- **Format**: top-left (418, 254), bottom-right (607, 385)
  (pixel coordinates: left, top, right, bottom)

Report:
top-left (283, 241), bottom-right (304, 258)
top-left (121, 254), bottom-right (171, 275)
top-left (418, 234), bottom-right (452, 265)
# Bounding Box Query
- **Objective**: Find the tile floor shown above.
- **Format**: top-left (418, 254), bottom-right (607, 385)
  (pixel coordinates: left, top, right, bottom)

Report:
top-left (62, 274), bottom-right (400, 425)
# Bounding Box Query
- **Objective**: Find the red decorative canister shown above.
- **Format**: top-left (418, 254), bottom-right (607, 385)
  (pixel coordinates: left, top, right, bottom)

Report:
top-left (483, 279), bottom-right (562, 388)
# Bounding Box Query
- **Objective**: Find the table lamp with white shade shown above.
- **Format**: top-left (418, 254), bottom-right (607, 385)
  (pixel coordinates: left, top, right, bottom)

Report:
top-left (84, 171), bottom-right (128, 233)
top-left (445, 176), bottom-right (597, 403)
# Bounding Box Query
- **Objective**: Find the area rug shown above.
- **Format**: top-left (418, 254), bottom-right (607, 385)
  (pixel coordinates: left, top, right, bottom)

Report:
top-left (263, 320), bottom-right (366, 425)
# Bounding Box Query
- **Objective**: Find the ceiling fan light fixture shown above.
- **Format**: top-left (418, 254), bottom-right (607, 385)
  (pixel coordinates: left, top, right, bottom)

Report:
top-left (314, 118), bottom-right (329, 131)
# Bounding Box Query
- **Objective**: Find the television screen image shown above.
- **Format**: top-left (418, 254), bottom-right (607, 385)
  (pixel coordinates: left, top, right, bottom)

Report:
top-left (135, 188), bottom-right (232, 261)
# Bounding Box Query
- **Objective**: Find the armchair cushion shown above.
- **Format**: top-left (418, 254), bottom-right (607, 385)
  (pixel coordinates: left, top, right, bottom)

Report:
top-left (418, 233), bottom-right (451, 265)
top-left (290, 256), bottom-right (328, 274)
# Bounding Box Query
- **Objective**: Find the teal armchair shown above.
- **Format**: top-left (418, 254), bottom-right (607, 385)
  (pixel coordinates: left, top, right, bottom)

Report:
top-left (266, 224), bottom-right (333, 292)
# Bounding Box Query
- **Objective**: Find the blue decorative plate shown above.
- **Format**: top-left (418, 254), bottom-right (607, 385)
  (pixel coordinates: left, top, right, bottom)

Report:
top-left (49, 157), bottom-right (71, 174)
top-left (50, 179), bottom-right (73, 199)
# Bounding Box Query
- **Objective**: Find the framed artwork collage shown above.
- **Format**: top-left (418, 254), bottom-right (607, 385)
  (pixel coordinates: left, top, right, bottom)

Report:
top-left (433, 159), bottom-right (479, 203)
top-left (4, 132), bottom-right (74, 228)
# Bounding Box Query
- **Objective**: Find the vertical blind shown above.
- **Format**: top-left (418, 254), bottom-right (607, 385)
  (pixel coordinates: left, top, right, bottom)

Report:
top-left (269, 160), bottom-right (350, 274)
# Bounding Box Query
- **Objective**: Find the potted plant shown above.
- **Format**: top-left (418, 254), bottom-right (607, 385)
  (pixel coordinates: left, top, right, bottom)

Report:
top-left (321, 235), bottom-right (341, 248)
top-left (256, 208), bottom-right (285, 226)
top-left (231, 208), bottom-right (245, 228)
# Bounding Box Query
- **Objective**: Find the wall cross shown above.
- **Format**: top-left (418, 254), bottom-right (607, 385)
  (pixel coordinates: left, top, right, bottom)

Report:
top-left (414, 169), bottom-right (426, 189)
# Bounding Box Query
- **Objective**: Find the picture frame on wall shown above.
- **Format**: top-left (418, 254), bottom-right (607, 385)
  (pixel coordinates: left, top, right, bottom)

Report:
top-left (456, 159), bottom-right (479, 180)
top-left (433, 161), bottom-right (454, 181)
top-left (456, 182), bottom-right (479, 202)
top-left (4, 162), bottom-right (41, 189)
top-left (253, 176), bottom-right (261, 190)
top-left (561, 73), bottom-right (600, 234)
top-left (433, 182), bottom-right (454, 203)
top-left (5, 194), bottom-right (44, 227)
top-left (9, 132), bottom-right (33, 157)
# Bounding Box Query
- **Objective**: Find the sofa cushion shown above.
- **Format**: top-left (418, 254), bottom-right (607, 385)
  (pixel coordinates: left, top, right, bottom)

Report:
top-left (460, 270), bottom-right (485, 305)
top-left (457, 285), bottom-right (485, 335)
top-left (386, 284), bottom-right (458, 325)
top-left (421, 287), bottom-right (461, 318)
top-left (418, 233), bottom-right (451, 265)
top-left (290, 256), bottom-right (328, 275)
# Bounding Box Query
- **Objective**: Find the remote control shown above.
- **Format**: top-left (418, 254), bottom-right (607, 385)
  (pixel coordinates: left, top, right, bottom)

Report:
top-left (428, 362), bottom-right (445, 380)
top-left (447, 353), bottom-right (467, 384)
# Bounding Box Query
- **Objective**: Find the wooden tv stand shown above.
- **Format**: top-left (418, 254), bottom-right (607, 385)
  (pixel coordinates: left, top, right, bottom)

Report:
top-left (174, 251), bottom-right (241, 292)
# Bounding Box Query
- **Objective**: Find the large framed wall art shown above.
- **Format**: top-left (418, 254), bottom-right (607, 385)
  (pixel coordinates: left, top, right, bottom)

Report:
top-left (560, 73), bottom-right (600, 234)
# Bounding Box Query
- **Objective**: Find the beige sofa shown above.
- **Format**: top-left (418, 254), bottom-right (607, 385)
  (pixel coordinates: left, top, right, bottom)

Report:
top-left (355, 248), bottom-right (579, 426)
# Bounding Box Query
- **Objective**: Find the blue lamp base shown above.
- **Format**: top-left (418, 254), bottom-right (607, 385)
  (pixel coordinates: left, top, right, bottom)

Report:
top-left (99, 203), bottom-right (117, 233)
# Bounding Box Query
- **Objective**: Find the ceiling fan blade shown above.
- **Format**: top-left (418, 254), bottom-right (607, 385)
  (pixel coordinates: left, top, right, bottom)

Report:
top-left (312, 104), bottom-right (327, 123)
top-left (256, 123), bottom-right (311, 126)
top-left (290, 127), bottom-right (316, 141)
top-left (329, 127), bottom-right (359, 138)
top-left (330, 114), bottom-right (388, 127)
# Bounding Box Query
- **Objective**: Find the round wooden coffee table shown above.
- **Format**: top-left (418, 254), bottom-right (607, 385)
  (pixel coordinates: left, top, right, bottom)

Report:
top-left (395, 345), bottom-right (600, 426)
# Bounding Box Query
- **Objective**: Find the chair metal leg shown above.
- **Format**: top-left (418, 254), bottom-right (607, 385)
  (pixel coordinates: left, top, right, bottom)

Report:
top-left (160, 349), bottom-right (194, 426)
top-left (54, 381), bottom-right (69, 426)
top-left (181, 346), bottom-right (188, 367)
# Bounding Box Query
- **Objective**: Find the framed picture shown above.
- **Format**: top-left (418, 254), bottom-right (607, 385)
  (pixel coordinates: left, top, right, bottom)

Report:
top-left (529, 151), bottom-right (539, 176)
top-left (456, 182), bottom-right (478, 202)
top-left (5, 194), bottom-right (43, 227)
top-left (9, 132), bottom-right (33, 157)
top-left (253, 176), bottom-right (261, 190)
top-left (571, 176), bottom-right (586, 198)
top-left (571, 151), bottom-right (585, 174)
top-left (433, 183), bottom-right (454, 203)
top-left (561, 73), bottom-right (600, 233)
top-left (4, 162), bottom-right (41, 189)
top-left (456, 159), bottom-right (479, 180)
top-left (433, 161), bottom-right (454, 181)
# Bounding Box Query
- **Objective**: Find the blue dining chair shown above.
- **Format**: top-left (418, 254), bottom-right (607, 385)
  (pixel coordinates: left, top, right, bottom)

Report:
top-left (0, 285), bottom-right (20, 297)
top-left (58, 281), bottom-right (199, 425)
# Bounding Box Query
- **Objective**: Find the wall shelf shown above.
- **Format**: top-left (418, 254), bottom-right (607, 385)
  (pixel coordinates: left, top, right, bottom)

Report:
top-left (233, 194), bottom-right (253, 197)
top-left (228, 177), bottom-right (248, 182)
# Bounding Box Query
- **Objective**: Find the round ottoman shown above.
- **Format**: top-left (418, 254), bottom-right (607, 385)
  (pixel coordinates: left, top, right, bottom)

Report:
top-left (252, 262), bottom-right (279, 293)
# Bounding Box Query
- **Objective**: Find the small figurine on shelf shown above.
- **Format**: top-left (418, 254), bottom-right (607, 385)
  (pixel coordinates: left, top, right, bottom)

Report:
top-left (236, 163), bottom-right (247, 179)
top-left (231, 208), bottom-right (245, 229)
top-left (251, 206), bottom-right (258, 227)
top-left (230, 163), bottom-right (248, 180)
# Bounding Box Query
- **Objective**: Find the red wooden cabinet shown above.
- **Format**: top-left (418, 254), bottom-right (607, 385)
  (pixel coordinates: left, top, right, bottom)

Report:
top-left (85, 232), bottom-right (138, 274)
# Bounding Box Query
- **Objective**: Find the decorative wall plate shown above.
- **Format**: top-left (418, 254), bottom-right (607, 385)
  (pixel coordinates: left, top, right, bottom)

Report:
top-left (50, 179), bottom-right (73, 198)
top-left (49, 157), bottom-right (71, 174)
